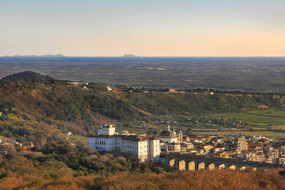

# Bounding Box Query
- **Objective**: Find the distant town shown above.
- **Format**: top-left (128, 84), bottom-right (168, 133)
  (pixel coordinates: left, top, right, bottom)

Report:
top-left (87, 124), bottom-right (285, 169)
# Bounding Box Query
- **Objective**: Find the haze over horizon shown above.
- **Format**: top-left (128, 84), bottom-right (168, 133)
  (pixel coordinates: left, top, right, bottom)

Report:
top-left (1, 0), bottom-right (285, 57)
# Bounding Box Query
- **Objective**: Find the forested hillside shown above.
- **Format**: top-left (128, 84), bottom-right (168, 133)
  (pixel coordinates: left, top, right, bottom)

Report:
top-left (1, 71), bottom-right (284, 136)
top-left (0, 71), bottom-right (285, 189)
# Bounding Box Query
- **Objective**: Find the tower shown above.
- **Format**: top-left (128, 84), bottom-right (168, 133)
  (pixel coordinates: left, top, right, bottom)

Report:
top-left (178, 130), bottom-right (183, 143)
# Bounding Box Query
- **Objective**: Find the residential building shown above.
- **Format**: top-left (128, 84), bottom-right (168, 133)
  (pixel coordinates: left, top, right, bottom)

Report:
top-left (236, 136), bottom-right (248, 153)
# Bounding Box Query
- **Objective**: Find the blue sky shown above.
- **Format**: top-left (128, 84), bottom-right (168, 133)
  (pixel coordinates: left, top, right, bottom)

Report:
top-left (1, 0), bottom-right (285, 56)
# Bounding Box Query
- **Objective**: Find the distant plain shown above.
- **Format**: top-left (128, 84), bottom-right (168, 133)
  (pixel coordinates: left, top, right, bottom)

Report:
top-left (1, 57), bottom-right (285, 93)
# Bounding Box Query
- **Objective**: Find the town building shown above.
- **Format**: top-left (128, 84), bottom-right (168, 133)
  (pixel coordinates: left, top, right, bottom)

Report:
top-left (236, 136), bottom-right (248, 153)
top-left (97, 124), bottom-right (116, 136)
top-left (87, 125), bottom-right (160, 162)
top-left (168, 143), bottom-right (181, 152)
top-left (160, 125), bottom-right (178, 144)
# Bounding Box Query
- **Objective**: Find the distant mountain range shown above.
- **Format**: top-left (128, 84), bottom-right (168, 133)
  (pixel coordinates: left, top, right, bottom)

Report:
top-left (1, 54), bottom-right (65, 58)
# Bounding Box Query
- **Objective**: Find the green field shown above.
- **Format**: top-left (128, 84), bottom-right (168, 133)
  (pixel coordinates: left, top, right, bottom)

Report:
top-left (209, 108), bottom-right (285, 128)
top-left (205, 108), bottom-right (285, 139)
top-left (192, 130), bottom-right (285, 139)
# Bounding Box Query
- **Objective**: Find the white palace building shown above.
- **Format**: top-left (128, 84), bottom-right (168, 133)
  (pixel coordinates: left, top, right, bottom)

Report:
top-left (87, 124), bottom-right (161, 162)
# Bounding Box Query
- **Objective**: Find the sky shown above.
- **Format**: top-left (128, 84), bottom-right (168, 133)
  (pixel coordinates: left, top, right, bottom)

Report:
top-left (0, 0), bottom-right (285, 57)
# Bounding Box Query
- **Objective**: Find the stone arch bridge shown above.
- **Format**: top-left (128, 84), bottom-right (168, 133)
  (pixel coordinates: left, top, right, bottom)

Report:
top-left (166, 153), bottom-right (284, 171)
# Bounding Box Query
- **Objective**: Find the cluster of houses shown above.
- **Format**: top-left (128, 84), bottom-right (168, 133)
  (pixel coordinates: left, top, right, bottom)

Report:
top-left (244, 135), bottom-right (285, 165)
top-left (159, 126), bottom-right (285, 165)
top-left (88, 124), bottom-right (285, 165)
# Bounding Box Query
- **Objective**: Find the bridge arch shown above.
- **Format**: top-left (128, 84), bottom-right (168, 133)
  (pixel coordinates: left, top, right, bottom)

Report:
top-left (240, 166), bottom-right (247, 171)
top-left (229, 165), bottom-right (237, 170)
top-left (208, 163), bottom-right (216, 170)
top-left (218, 164), bottom-right (226, 169)
top-left (178, 160), bottom-right (186, 170)
top-left (198, 162), bottom-right (206, 170)
top-left (169, 159), bottom-right (176, 168)
top-left (188, 161), bottom-right (196, 171)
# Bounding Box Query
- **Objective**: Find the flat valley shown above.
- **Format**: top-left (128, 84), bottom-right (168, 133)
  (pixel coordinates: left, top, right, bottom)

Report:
top-left (1, 57), bottom-right (285, 93)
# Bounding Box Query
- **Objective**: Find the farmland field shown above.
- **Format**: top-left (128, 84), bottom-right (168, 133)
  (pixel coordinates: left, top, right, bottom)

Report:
top-left (200, 108), bottom-right (285, 138)
top-left (209, 108), bottom-right (285, 128)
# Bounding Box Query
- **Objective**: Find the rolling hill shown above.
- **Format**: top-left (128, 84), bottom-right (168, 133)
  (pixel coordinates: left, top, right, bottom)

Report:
top-left (0, 71), bottom-right (284, 137)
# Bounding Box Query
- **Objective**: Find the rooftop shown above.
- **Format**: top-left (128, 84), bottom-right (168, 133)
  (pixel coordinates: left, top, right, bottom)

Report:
top-left (88, 134), bottom-right (158, 142)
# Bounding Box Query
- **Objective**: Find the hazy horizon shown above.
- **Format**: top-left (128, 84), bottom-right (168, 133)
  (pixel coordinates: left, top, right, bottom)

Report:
top-left (1, 54), bottom-right (285, 58)
top-left (1, 0), bottom-right (285, 57)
